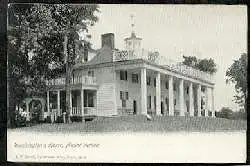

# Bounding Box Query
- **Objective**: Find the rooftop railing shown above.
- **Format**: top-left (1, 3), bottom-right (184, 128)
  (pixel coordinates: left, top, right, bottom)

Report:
top-left (113, 49), bottom-right (215, 83)
top-left (46, 75), bottom-right (97, 86)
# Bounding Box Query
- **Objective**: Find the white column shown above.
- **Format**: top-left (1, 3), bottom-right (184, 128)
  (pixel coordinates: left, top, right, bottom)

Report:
top-left (189, 82), bottom-right (194, 116)
top-left (47, 91), bottom-right (50, 114)
top-left (197, 84), bottom-right (202, 117)
top-left (211, 87), bottom-right (215, 117)
top-left (141, 68), bottom-right (147, 115)
top-left (168, 76), bottom-right (174, 116)
top-left (156, 72), bottom-right (161, 115)
top-left (57, 90), bottom-right (60, 117)
top-left (69, 90), bottom-right (72, 116)
top-left (205, 86), bottom-right (209, 117)
top-left (81, 89), bottom-right (84, 121)
top-left (179, 79), bottom-right (185, 116)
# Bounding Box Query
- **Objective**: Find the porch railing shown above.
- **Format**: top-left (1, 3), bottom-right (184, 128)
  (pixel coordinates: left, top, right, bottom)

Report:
top-left (71, 107), bottom-right (97, 116)
top-left (84, 107), bottom-right (98, 115)
top-left (46, 76), bottom-right (97, 86)
top-left (72, 107), bottom-right (81, 116)
top-left (113, 49), bottom-right (215, 83)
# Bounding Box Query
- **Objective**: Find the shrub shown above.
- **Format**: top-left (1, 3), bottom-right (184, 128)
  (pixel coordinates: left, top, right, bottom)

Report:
top-left (216, 107), bottom-right (233, 119)
top-left (14, 114), bottom-right (27, 127)
top-left (55, 116), bottom-right (64, 123)
top-left (231, 111), bottom-right (247, 120)
top-left (70, 116), bottom-right (82, 122)
top-left (44, 116), bottom-right (52, 123)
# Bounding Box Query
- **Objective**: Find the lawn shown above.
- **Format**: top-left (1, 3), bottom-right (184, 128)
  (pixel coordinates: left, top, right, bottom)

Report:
top-left (9, 115), bottom-right (247, 133)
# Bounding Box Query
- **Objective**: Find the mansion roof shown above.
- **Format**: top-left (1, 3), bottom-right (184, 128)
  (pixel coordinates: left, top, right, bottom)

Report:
top-left (72, 32), bottom-right (215, 85)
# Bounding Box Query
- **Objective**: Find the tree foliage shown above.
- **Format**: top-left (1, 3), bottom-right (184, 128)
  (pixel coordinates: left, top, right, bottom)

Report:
top-left (216, 107), bottom-right (246, 120)
top-left (8, 4), bottom-right (34, 127)
top-left (8, 4), bottom-right (99, 125)
top-left (182, 56), bottom-right (217, 74)
top-left (226, 53), bottom-right (247, 111)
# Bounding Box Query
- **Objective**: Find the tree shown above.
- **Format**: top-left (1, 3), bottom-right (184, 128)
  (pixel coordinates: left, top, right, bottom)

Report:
top-left (24, 4), bottom-right (99, 123)
top-left (7, 4), bottom-right (34, 127)
top-left (182, 56), bottom-right (217, 74)
top-left (8, 4), bottom-right (99, 125)
top-left (226, 53), bottom-right (247, 111)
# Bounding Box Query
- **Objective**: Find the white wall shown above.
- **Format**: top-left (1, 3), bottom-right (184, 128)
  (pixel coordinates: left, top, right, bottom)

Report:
top-left (74, 66), bottom-right (198, 116)
top-left (95, 67), bottom-right (117, 116)
top-left (73, 66), bottom-right (116, 116)
top-left (115, 70), bottom-right (142, 114)
top-left (115, 70), bottom-right (192, 115)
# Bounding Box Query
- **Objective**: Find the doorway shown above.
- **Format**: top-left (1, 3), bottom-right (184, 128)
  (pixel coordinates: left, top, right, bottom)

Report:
top-left (161, 101), bottom-right (164, 115)
top-left (133, 100), bottom-right (137, 115)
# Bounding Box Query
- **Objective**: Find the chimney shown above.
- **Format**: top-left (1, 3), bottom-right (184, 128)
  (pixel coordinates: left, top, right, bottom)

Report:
top-left (101, 33), bottom-right (115, 49)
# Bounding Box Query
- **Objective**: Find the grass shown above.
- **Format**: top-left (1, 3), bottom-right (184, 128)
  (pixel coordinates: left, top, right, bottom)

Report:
top-left (9, 115), bottom-right (247, 133)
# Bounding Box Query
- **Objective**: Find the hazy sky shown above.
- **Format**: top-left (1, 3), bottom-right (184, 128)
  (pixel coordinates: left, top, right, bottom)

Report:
top-left (86, 5), bottom-right (247, 111)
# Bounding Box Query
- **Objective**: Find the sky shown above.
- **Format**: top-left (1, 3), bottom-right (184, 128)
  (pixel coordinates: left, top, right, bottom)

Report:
top-left (86, 5), bottom-right (247, 111)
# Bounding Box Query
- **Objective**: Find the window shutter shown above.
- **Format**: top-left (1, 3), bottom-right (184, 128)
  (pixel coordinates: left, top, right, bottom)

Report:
top-left (120, 71), bottom-right (122, 80)
top-left (126, 92), bottom-right (129, 100)
top-left (166, 81), bottom-right (169, 89)
top-left (125, 71), bottom-right (128, 80)
top-left (154, 96), bottom-right (156, 109)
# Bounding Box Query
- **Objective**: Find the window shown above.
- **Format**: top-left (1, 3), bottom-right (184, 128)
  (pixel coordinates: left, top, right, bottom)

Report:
top-left (84, 91), bottom-right (95, 107)
top-left (120, 91), bottom-right (128, 100)
top-left (88, 93), bottom-right (94, 107)
top-left (72, 94), bottom-right (77, 107)
top-left (84, 53), bottom-right (88, 62)
top-left (147, 96), bottom-right (151, 109)
top-left (165, 98), bottom-right (169, 107)
top-left (173, 83), bottom-right (176, 91)
top-left (174, 99), bottom-right (176, 106)
top-left (120, 70), bottom-right (127, 81)
top-left (153, 78), bottom-right (156, 87)
top-left (147, 76), bottom-right (151, 86)
top-left (122, 100), bottom-right (126, 108)
top-left (88, 70), bottom-right (94, 77)
top-left (186, 101), bottom-right (189, 112)
top-left (154, 96), bottom-right (156, 109)
top-left (186, 87), bottom-right (189, 94)
top-left (120, 91), bottom-right (123, 100)
top-left (165, 81), bottom-right (169, 89)
top-left (132, 74), bottom-right (139, 83)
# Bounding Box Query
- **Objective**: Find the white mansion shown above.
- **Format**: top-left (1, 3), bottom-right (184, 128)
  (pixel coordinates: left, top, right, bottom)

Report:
top-left (45, 31), bottom-right (215, 121)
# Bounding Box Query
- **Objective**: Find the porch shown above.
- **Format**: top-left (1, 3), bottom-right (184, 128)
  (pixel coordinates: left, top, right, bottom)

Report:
top-left (114, 62), bottom-right (215, 118)
top-left (46, 75), bottom-right (97, 87)
top-left (47, 89), bottom-right (97, 122)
